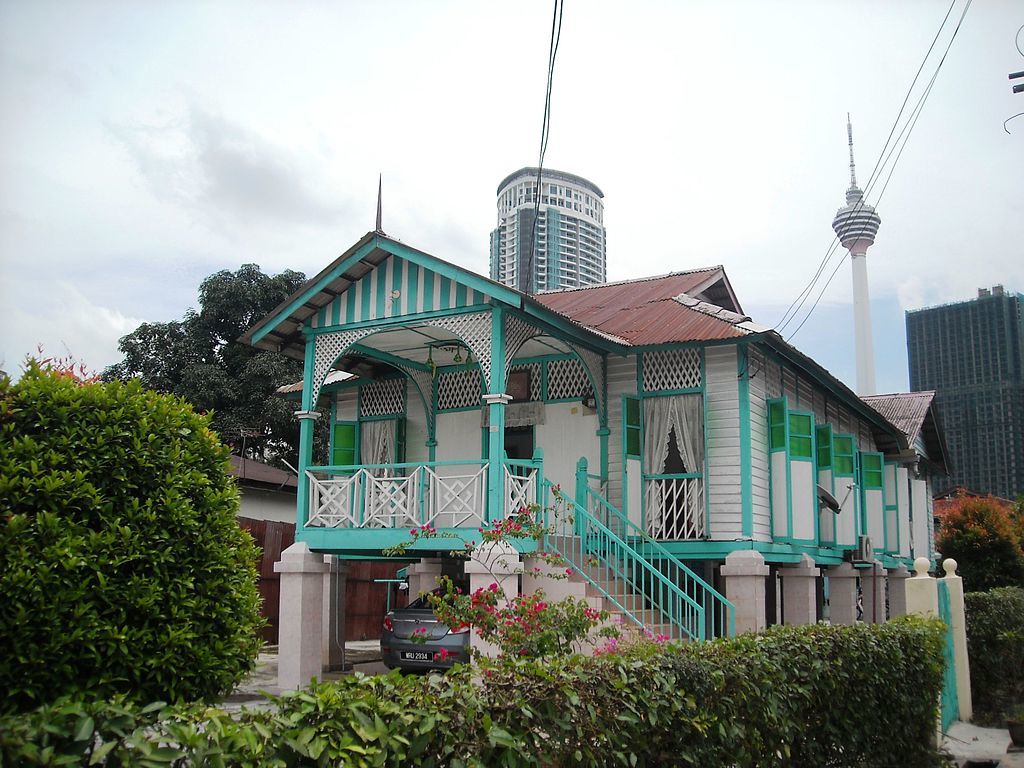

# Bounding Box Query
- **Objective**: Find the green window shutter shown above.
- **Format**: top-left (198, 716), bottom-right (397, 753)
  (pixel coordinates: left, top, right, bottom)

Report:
top-left (860, 452), bottom-right (884, 489)
top-left (331, 421), bottom-right (358, 470)
top-left (624, 396), bottom-right (641, 459)
top-left (815, 425), bottom-right (832, 469)
top-left (788, 412), bottom-right (813, 459)
top-left (394, 418), bottom-right (407, 464)
top-left (768, 398), bottom-right (787, 451)
top-left (833, 435), bottom-right (855, 476)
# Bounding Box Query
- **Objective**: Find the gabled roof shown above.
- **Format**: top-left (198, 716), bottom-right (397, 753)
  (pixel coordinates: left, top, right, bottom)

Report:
top-left (862, 391), bottom-right (949, 473)
top-left (533, 269), bottom-right (759, 345)
top-left (228, 455), bottom-right (298, 491)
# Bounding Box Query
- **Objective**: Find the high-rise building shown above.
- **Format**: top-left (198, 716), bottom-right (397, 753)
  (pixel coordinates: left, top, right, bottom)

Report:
top-left (489, 167), bottom-right (606, 293)
top-left (831, 116), bottom-right (881, 395)
top-left (906, 285), bottom-right (1024, 499)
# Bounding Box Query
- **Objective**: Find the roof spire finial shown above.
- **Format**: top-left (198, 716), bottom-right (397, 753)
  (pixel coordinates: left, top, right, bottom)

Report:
top-left (847, 113), bottom-right (858, 189)
top-left (375, 174), bottom-right (383, 233)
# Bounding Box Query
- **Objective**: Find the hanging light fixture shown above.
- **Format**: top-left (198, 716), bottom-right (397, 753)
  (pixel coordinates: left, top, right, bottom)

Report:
top-left (453, 346), bottom-right (463, 364)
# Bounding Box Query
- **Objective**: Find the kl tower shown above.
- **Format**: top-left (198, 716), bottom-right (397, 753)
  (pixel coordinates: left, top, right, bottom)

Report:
top-left (831, 115), bottom-right (881, 395)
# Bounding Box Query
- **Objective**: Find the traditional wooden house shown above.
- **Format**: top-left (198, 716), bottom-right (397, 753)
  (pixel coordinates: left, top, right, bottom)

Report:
top-left (242, 231), bottom-right (944, 685)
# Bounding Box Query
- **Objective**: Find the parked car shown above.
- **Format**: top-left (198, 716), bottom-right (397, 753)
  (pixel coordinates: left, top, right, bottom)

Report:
top-left (380, 587), bottom-right (471, 672)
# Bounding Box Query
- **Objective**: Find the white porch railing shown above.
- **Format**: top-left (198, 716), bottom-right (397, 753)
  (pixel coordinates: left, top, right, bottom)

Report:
top-left (644, 474), bottom-right (705, 540)
top-left (306, 461), bottom-right (488, 530)
top-left (503, 460), bottom-right (539, 513)
top-left (305, 459), bottom-right (542, 531)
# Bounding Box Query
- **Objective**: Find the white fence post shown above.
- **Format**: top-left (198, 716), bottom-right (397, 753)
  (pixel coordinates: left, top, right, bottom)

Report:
top-left (942, 558), bottom-right (973, 722)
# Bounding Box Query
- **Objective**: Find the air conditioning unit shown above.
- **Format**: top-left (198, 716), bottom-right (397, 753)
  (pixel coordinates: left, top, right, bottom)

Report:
top-left (852, 534), bottom-right (873, 564)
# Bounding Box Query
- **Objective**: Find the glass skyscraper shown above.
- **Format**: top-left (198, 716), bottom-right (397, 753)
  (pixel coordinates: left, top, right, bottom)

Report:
top-left (906, 286), bottom-right (1024, 499)
top-left (489, 167), bottom-right (606, 293)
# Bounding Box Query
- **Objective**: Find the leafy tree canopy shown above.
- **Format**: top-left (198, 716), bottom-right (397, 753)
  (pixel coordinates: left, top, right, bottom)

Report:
top-left (936, 494), bottom-right (1024, 592)
top-left (104, 264), bottom-right (308, 465)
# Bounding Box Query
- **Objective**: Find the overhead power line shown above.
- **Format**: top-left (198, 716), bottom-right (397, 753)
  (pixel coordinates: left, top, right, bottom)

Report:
top-left (775, 0), bottom-right (969, 337)
top-left (523, 0), bottom-right (565, 294)
top-left (784, 0), bottom-right (974, 343)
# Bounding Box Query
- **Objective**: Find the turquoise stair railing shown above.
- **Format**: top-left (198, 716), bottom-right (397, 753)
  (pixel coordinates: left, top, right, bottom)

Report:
top-left (574, 458), bottom-right (735, 639)
top-left (540, 478), bottom-right (709, 641)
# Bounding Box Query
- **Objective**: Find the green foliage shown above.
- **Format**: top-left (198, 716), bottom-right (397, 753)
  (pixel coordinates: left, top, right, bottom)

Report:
top-left (965, 587), bottom-right (1024, 725)
top-left (936, 495), bottom-right (1024, 592)
top-left (0, 365), bottom-right (263, 713)
top-left (103, 263), bottom-right (312, 466)
top-left (0, 619), bottom-right (946, 767)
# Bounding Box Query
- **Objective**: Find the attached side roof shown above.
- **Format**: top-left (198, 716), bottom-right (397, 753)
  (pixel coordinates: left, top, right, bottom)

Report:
top-left (229, 455), bottom-right (298, 491)
top-left (533, 268), bottom-right (751, 345)
top-left (862, 391), bottom-right (950, 473)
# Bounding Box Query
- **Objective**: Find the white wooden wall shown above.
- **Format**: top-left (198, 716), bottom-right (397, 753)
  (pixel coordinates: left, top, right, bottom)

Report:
top-left (706, 345), bottom-right (743, 540)
top-left (911, 477), bottom-right (931, 560)
top-left (534, 402), bottom-right (600, 498)
top-left (605, 355), bottom-right (637, 510)
top-left (748, 347), bottom-right (772, 541)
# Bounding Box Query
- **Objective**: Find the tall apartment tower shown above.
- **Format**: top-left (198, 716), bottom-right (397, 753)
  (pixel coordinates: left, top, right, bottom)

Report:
top-left (906, 286), bottom-right (1024, 499)
top-left (831, 116), bottom-right (881, 395)
top-left (489, 167), bottom-right (606, 293)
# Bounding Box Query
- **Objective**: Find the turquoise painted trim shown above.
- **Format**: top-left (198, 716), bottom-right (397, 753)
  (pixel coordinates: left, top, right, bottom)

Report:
top-left (296, 527), bottom-right (540, 555)
top-left (251, 238), bottom-right (377, 345)
top-left (296, 340), bottom-right (317, 528)
top-left (391, 256), bottom-right (403, 314)
top-left (641, 386), bottom-right (703, 397)
top-left (375, 263), bottom-right (387, 320)
top-left (737, 346), bottom-right (753, 538)
top-left (598, 426), bottom-right (610, 485)
top-left (423, 269), bottom-right (435, 312)
top-left (455, 283), bottom-right (468, 307)
top-left (636, 352), bottom-right (644, 393)
top-left (518, 301), bottom-right (619, 355)
top-left (540, 358), bottom-right (549, 401)
top-left (377, 237), bottom-right (521, 307)
top-left (306, 304), bottom-right (492, 335)
top-left (440, 277), bottom-right (451, 309)
top-left (485, 306), bottom-right (507, 521)
top-left (407, 259), bottom-right (419, 312)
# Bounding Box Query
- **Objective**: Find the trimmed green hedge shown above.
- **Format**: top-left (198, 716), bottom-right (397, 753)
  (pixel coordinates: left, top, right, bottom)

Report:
top-left (0, 366), bottom-right (263, 713)
top-left (0, 618), bottom-right (946, 767)
top-left (965, 586), bottom-right (1024, 724)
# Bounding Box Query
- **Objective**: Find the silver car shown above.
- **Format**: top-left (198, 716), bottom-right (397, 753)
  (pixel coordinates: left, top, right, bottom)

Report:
top-left (380, 588), bottom-right (471, 672)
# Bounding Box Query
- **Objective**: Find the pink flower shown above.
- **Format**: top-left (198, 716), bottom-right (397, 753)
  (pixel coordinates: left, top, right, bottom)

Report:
top-left (565, 568), bottom-right (574, 576)
top-left (409, 529), bottom-right (417, 536)
top-left (488, 582), bottom-right (499, 592)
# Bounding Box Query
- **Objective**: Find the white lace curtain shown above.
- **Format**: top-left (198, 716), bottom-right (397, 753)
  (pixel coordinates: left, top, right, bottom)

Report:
top-left (360, 420), bottom-right (395, 477)
top-left (642, 394), bottom-right (704, 475)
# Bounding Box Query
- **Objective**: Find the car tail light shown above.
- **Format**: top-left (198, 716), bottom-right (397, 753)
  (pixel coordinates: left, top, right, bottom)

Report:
top-left (383, 616), bottom-right (393, 632)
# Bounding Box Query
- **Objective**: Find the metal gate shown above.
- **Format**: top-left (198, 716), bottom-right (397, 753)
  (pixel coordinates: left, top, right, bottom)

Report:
top-left (937, 579), bottom-right (959, 732)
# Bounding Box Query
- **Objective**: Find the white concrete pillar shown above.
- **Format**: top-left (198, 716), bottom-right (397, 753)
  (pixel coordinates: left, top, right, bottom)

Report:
top-left (274, 542), bottom-right (329, 690)
top-left (779, 554), bottom-right (820, 626)
top-left (887, 564), bottom-right (911, 618)
top-left (828, 562), bottom-right (860, 625)
top-left (406, 558), bottom-right (443, 600)
top-left (464, 541), bottom-right (521, 658)
top-left (906, 557), bottom-right (938, 618)
top-left (942, 559), bottom-right (973, 722)
top-left (721, 550), bottom-right (770, 634)
top-left (321, 556), bottom-right (348, 672)
top-left (861, 561), bottom-right (887, 624)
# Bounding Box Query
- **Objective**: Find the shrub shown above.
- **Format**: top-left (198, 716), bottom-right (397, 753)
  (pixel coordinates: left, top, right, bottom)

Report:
top-left (0, 618), bottom-right (946, 767)
top-left (0, 364), bottom-right (263, 713)
top-left (965, 586), bottom-right (1024, 724)
top-left (936, 495), bottom-right (1024, 592)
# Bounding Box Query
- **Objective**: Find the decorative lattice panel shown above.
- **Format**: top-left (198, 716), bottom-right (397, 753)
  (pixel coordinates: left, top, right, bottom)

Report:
top-left (313, 327), bottom-right (378, 393)
top-left (438, 368), bottom-right (483, 410)
top-left (642, 348), bottom-right (701, 392)
top-left (547, 357), bottom-right (589, 400)
top-left (430, 312), bottom-right (493, 385)
top-left (359, 378), bottom-right (406, 417)
top-left (504, 314), bottom-right (544, 375)
top-left (390, 365), bottom-right (435, 435)
top-left (509, 362), bottom-right (541, 401)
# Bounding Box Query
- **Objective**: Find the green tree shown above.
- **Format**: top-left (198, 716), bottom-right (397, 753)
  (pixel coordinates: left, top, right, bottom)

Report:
top-left (0, 364), bottom-right (263, 712)
top-left (104, 264), bottom-right (308, 465)
top-left (936, 495), bottom-right (1024, 592)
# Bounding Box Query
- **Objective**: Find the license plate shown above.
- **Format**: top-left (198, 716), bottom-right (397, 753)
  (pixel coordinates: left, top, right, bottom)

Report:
top-left (400, 651), bottom-right (431, 661)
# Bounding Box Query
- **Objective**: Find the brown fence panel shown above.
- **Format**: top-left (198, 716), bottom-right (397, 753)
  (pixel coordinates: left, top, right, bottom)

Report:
top-left (238, 517), bottom-right (295, 644)
top-left (344, 561), bottom-right (406, 641)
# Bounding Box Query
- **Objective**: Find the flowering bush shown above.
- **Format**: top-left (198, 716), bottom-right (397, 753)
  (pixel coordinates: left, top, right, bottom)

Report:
top-left (385, 507), bottom-right (612, 660)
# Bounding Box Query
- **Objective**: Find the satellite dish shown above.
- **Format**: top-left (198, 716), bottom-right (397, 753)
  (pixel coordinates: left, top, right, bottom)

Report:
top-left (817, 484), bottom-right (841, 513)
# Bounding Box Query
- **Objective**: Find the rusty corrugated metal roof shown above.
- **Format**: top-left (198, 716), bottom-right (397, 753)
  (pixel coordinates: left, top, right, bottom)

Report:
top-left (533, 270), bottom-right (764, 345)
top-left (862, 391), bottom-right (936, 444)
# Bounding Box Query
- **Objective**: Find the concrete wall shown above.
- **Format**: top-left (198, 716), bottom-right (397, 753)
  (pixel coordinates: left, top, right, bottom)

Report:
top-left (239, 486), bottom-right (298, 524)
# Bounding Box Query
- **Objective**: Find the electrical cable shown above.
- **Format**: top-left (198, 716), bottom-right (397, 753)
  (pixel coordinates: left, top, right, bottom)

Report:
top-left (523, 0), bottom-right (564, 293)
top-left (783, 0), bottom-right (972, 342)
top-left (774, 0), bottom-right (961, 333)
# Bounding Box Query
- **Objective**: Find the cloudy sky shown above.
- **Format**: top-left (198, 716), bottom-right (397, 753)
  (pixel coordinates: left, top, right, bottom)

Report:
top-left (1, 0), bottom-right (1021, 393)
